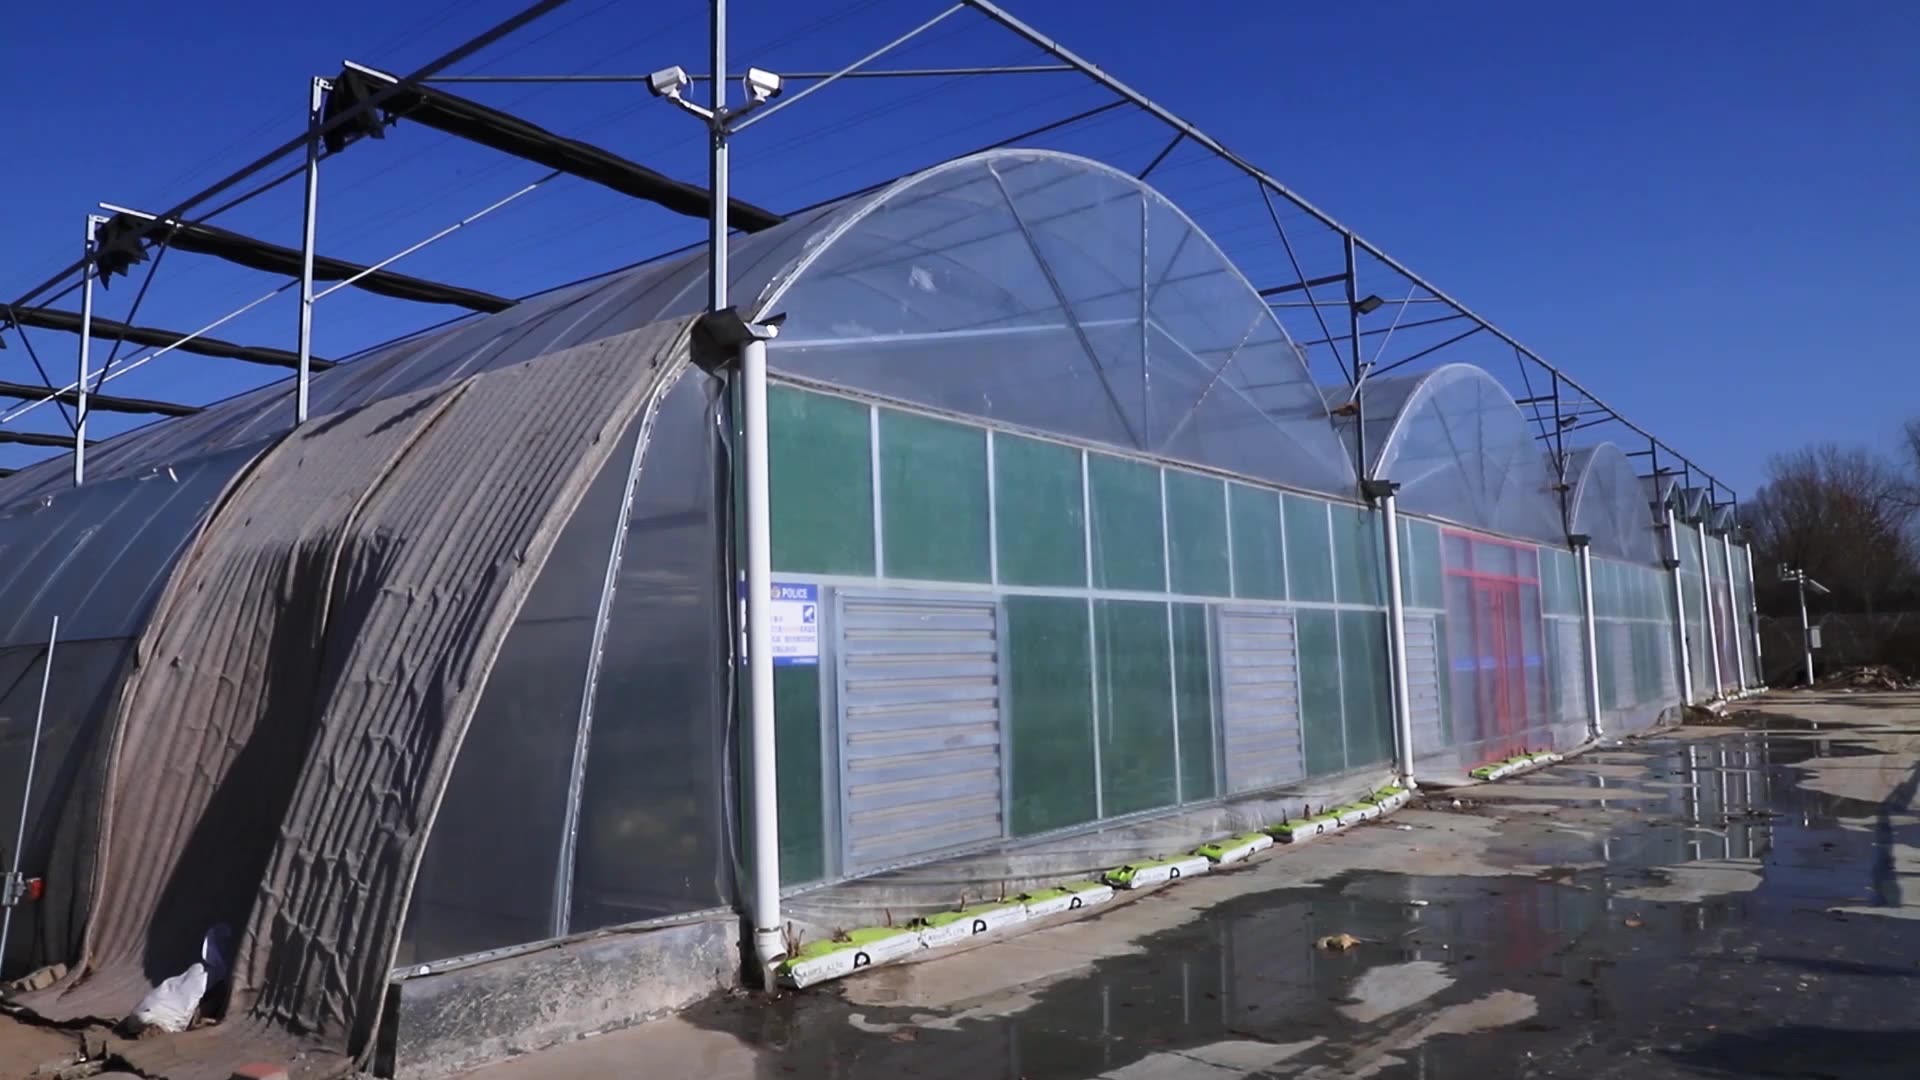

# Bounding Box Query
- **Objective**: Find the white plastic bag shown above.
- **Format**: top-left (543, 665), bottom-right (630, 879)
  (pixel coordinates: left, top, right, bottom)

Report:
top-left (129, 962), bottom-right (208, 1034)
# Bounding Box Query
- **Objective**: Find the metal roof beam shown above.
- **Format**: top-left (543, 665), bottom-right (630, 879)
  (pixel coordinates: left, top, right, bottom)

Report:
top-left (3, 306), bottom-right (332, 371)
top-left (0, 379), bottom-right (198, 417)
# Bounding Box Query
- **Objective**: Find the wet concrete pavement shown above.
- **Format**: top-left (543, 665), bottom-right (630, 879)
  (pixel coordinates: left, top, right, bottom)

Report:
top-left (466, 692), bottom-right (1920, 1080)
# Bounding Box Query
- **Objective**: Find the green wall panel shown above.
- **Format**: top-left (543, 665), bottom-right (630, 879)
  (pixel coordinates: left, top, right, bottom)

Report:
top-left (1088, 455), bottom-right (1166, 591)
top-left (1165, 471), bottom-right (1230, 597)
top-left (1172, 603), bottom-right (1215, 801)
top-left (1332, 503), bottom-right (1384, 607)
top-left (879, 409), bottom-right (990, 582)
top-left (1297, 608), bottom-right (1345, 776)
top-left (769, 386), bottom-right (873, 575)
top-left (1339, 610), bottom-right (1394, 767)
top-left (994, 434), bottom-right (1087, 587)
top-left (1283, 496), bottom-right (1335, 602)
top-left (1095, 599), bottom-right (1177, 816)
top-left (1229, 484), bottom-right (1285, 600)
top-left (774, 665), bottom-right (825, 886)
top-left (1005, 596), bottom-right (1098, 836)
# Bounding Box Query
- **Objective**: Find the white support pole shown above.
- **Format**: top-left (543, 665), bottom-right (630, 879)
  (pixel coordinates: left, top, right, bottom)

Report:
top-left (74, 217), bottom-right (101, 487)
top-left (296, 76), bottom-right (329, 425)
top-left (703, 0), bottom-right (782, 986)
top-left (742, 333), bottom-right (782, 985)
top-left (1665, 507), bottom-right (1695, 705)
top-left (1376, 483), bottom-right (1415, 786)
top-left (1743, 541), bottom-right (1763, 687)
top-left (1696, 524), bottom-right (1722, 697)
top-left (1575, 538), bottom-right (1603, 739)
top-left (1720, 533), bottom-right (1746, 692)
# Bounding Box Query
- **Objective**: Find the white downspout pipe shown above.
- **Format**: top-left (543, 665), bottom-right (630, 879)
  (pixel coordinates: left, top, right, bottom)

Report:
top-left (1720, 532), bottom-right (1746, 692)
top-left (1574, 537), bottom-right (1603, 740)
top-left (1665, 507), bottom-right (1695, 705)
top-left (742, 331), bottom-right (784, 986)
top-left (1697, 523), bottom-right (1722, 698)
top-left (1372, 481), bottom-right (1416, 786)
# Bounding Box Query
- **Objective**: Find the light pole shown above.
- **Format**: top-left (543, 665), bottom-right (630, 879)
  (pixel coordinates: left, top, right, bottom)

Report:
top-left (1778, 565), bottom-right (1829, 687)
top-left (650, 24), bottom-right (788, 988)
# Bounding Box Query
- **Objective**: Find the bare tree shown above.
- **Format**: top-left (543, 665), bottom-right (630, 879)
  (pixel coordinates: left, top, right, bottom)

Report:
top-left (1747, 443), bottom-right (1917, 615)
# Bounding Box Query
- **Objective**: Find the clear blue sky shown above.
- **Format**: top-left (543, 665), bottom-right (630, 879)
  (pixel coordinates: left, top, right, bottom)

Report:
top-left (1, 0), bottom-right (1914, 495)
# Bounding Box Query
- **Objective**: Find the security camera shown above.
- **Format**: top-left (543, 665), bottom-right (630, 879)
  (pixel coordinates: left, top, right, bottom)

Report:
top-left (743, 67), bottom-right (783, 103)
top-left (648, 66), bottom-right (691, 99)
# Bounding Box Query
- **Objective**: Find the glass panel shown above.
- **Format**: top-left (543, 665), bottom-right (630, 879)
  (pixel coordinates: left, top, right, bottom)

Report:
top-left (1338, 610), bottom-right (1394, 768)
top-left (1475, 539), bottom-right (1519, 578)
top-left (1520, 584), bottom-right (1548, 726)
top-left (1229, 484), bottom-right (1285, 600)
top-left (1005, 596), bottom-right (1097, 835)
top-left (769, 385), bottom-right (874, 575)
top-left (775, 665), bottom-right (826, 886)
top-left (1165, 470), bottom-right (1230, 597)
top-left (994, 434), bottom-right (1087, 588)
top-left (1409, 518), bottom-right (1445, 609)
top-left (1282, 496), bottom-right (1335, 603)
top-left (1095, 599), bottom-right (1176, 816)
top-left (1172, 603), bottom-right (1216, 802)
top-left (1088, 455), bottom-right (1165, 592)
top-left (570, 378), bottom-right (730, 933)
top-left (879, 409), bottom-right (990, 582)
top-left (1296, 609), bottom-right (1344, 777)
top-left (1332, 503), bottom-right (1384, 607)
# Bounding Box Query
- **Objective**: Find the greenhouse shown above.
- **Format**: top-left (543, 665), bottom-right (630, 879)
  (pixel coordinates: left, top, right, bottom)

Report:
top-left (0, 149), bottom-right (1760, 1074)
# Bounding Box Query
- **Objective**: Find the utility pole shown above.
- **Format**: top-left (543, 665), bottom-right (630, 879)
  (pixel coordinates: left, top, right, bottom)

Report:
top-left (1778, 565), bottom-right (1829, 687)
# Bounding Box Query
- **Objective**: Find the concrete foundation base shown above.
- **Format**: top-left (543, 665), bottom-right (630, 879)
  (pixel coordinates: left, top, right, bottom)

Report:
top-left (380, 915), bottom-right (739, 1079)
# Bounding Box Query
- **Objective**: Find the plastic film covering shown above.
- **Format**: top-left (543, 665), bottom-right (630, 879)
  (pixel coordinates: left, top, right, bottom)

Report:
top-left (0, 200), bottom-right (844, 509)
top-left (568, 371), bottom-right (731, 933)
top-left (1566, 443), bottom-right (1662, 566)
top-left (0, 640), bottom-right (128, 977)
top-left (0, 151), bottom-right (1348, 512)
top-left (1354, 365), bottom-right (1566, 546)
top-left (0, 444), bottom-right (263, 648)
top-left (398, 395), bottom-right (647, 964)
top-left (16, 321), bottom-right (699, 1080)
top-left (759, 150), bottom-right (1355, 497)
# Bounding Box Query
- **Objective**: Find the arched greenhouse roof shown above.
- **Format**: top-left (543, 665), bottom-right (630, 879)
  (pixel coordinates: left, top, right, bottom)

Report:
top-left (1343, 363), bottom-right (1566, 546)
top-left (0, 149), bottom-right (1352, 509)
top-left (1566, 442), bottom-right (1661, 566)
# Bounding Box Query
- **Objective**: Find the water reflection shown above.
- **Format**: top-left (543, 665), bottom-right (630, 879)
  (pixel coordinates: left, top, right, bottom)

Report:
top-left (682, 726), bottom-right (1920, 1079)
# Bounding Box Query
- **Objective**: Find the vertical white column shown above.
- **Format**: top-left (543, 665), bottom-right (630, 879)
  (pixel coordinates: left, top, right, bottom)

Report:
top-left (296, 76), bottom-right (330, 425)
top-left (1379, 486), bottom-right (1415, 785)
top-left (74, 216), bottom-right (100, 487)
top-left (742, 333), bottom-right (782, 983)
top-left (1576, 539), bottom-right (1602, 739)
top-left (1697, 524), bottom-right (1722, 697)
top-left (1665, 507), bottom-right (1695, 705)
top-left (1720, 534), bottom-right (1746, 691)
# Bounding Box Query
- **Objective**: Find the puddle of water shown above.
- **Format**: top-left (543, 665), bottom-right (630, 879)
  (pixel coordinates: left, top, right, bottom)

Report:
top-left (679, 726), bottom-right (1920, 1079)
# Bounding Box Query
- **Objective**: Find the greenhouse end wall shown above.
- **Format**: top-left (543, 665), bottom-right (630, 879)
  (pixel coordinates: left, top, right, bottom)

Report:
top-left (754, 381), bottom-right (1699, 888)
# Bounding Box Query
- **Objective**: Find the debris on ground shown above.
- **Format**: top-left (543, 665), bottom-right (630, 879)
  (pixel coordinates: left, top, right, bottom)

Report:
top-left (125, 964), bottom-right (206, 1036)
top-left (1316, 934), bottom-right (1365, 951)
top-left (1816, 665), bottom-right (1917, 691)
top-left (1623, 917), bottom-right (1645, 929)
